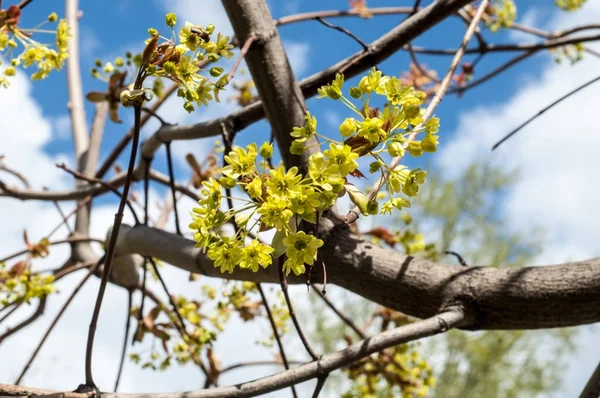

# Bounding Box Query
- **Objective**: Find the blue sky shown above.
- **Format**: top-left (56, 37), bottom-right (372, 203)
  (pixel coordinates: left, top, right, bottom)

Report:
top-left (2, 0), bottom-right (600, 397)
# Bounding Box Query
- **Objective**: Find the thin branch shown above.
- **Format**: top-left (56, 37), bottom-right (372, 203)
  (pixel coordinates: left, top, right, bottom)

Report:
top-left (16, 0), bottom-right (34, 10)
top-left (0, 236), bottom-right (103, 264)
top-left (46, 197), bottom-right (92, 239)
top-left (312, 286), bottom-right (365, 339)
top-left (445, 250), bottom-right (469, 266)
top-left (164, 143), bottom-right (181, 235)
top-left (492, 73), bottom-right (600, 150)
top-left (278, 260), bottom-right (319, 361)
top-left (142, 107), bottom-right (171, 127)
top-left (0, 297), bottom-right (46, 344)
top-left (113, 290), bottom-right (133, 392)
top-left (345, 0), bottom-right (490, 224)
top-left (15, 261), bottom-right (99, 385)
top-left (85, 103), bottom-right (143, 387)
top-left (311, 374), bottom-right (329, 398)
top-left (256, 284), bottom-right (298, 398)
top-left (57, 163), bottom-right (140, 225)
top-left (0, 310), bottom-right (464, 398)
top-left (219, 359), bottom-right (304, 375)
top-left (0, 303), bottom-right (21, 328)
top-left (448, 50), bottom-right (536, 95)
top-left (406, 33), bottom-right (600, 55)
top-left (315, 17), bottom-right (369, 51)
top-left (0, 163), bottom-right (30, 188)
top-left (227, 35), bottom-right (256, 83)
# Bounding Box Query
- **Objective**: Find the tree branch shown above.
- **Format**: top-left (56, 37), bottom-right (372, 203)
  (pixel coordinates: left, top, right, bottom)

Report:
top-left (0, 309), bottom-right (464, 398)
top-left (114, 223), bottom-right (600, 330)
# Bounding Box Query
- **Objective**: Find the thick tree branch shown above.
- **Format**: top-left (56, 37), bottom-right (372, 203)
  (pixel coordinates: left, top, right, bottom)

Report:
top-left (113, 224), bottom-right (600, 330)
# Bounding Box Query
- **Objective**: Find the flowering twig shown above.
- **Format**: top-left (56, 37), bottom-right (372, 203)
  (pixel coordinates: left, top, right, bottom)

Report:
top-left (345, 0), bottom-right (490, 224)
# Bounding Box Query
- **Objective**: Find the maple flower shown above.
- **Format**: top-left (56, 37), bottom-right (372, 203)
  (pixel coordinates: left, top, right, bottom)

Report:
top-left (282, 232), bottom-right (324, 276)
top-left (240, 240), bottom-right (274, 272)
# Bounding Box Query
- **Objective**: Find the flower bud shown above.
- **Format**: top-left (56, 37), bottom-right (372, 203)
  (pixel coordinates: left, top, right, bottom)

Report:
top-left (260, 142), bottom-right (273, 159)
top-left (165, 12), bottom-right (177, 27)
top-left (209, 66), bottom-right (224, 77)
top-left (339, 118), bottom-right (356, 137)
top-left (290, 141), bottom-right (306, 155)
top-left (48, 12), bottom-right (58, 22)
top-left (349, 87), bottom-right (362, 98)
top-left (388, 141), bottom-right (404, 157)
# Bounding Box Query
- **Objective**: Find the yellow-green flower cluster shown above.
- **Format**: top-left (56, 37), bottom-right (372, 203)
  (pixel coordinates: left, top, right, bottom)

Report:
top-left (141, 14), bottom-right (234, 112)
top-left (555, 0), bottom-right (586, 11)
top-left (314, 67), bottom-right (438, 216)
top-left (189, 138), bottom-right (334, 276)
top-left (189, 68), bottom-right (440, 278)
top-left (0, 262), bottom-right (56, 307)
top-left (0, 6), bottom-right (70, 87)
top-left (485, 0), bottom-right (517, 32)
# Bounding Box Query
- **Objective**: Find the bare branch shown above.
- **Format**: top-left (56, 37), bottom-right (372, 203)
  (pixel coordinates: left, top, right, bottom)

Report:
top-left (114, 223), bottom-right (600, 330)
top-left (0, 309), bottom-right (464, 398)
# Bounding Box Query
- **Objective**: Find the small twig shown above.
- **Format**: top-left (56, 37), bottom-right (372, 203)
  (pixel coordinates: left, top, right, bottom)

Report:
top-left (164, 143), bottom-right (182, 235)
top-left (219, 359), bottom-right (304, 375)
top-left (256, 284), bottom-right (298, 398)
top-left (15, 262), bottom-right (99, 385)
top-left (16, 0), bottom-right (34, 9)
top-left (0, 297), bottom-right (46, 344)
top-left (0, 164), bottom-right (31, 188)
top-left (136, 260), bottom-right (148, 345)
top-left (315, 17), bottom-right (369, 51)
top-left (445, 250), bottom-right (469, 266)
top-left (46, 197), bottom-right (92, 239)
top-left (312, 286), bottom-right (365, 338)
top-left (311, 374), bottom-right (329, 398)
top-left (146, 257), bottom-right (187, 333)
top-left (492, 73), bottom-right (600, 150)
top-left (57, 163), bottom-right (140, 225)
top-left (113, 290), bottom-right (133, 392)
top-left (227, 35), bottom-right (256, 83)
top-left (278, 259), bottom-right (319, 361)
top-left (0, 236), bottom-right (103, 264)
top-left (141, 108), bottom-right (171, 127)
top-left (0, 303), bottom-right (20, 327)
top-left (46, 189), bottom-right (73, 235)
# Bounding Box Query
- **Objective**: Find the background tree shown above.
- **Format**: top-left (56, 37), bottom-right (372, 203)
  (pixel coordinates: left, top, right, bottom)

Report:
top-left (0, 0), bottom-right (599, 397)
